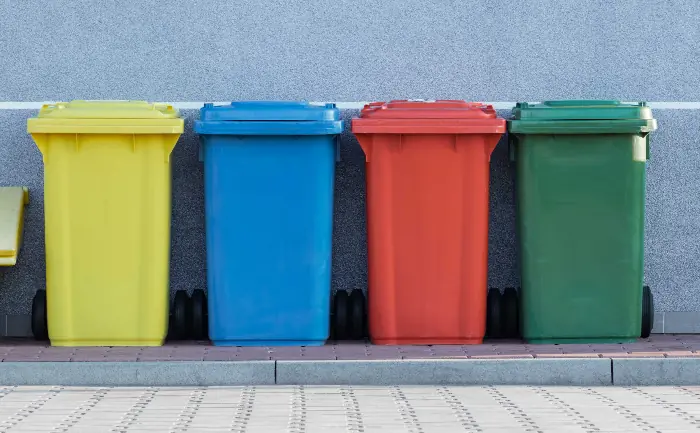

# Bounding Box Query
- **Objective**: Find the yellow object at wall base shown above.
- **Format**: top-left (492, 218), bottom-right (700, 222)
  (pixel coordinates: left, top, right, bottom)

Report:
top-left (27, 101), bottom-right (184, 347)
top-left (0, 186), bottom-right (29, 267)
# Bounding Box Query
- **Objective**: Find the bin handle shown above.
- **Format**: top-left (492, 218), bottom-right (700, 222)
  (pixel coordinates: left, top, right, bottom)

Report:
top-left (646, 134), bottom-right (651, 160)
top-left (152, 103), bottom-right (175, 114)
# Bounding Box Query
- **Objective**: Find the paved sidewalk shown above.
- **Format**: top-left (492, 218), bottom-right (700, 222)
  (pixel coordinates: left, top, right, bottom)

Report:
top-left (1, 334), bottom-right (698, 361)
top-left (1, 385), bottom-right (699, 432)
top-left (1, 335), bottom-right (700, 386)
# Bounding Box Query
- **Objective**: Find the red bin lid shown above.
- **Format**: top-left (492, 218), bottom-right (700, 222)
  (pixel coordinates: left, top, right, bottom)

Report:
top-left (351, 100), bottom-right (506, 134)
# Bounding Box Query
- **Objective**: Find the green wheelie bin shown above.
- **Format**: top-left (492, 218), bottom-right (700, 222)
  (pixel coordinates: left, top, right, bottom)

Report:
top-left (508, 100), bottom-right (657, 344)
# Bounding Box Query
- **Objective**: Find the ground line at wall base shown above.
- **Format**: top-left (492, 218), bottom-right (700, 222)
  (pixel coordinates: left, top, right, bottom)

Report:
top-left (1, 102), bottom-right (700, 110)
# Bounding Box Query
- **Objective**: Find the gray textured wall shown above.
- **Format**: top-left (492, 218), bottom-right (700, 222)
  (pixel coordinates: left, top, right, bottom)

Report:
top-left (0, 0), bottom-right (699, 334)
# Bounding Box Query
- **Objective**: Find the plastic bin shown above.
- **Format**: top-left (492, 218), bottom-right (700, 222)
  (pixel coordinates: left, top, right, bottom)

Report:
top-left (27, 100), bottom-right (183, 346)
top-left (0, 187), bottom-right (28, 267)
top-left (352, 100), bottom-right (506, 345)
top-left (508, 100), bottom-right (658, 344)
top-left (194, 101), bottom-right (343, 346)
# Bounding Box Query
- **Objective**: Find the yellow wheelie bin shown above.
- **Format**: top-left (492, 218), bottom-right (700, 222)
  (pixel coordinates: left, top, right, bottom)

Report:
top-left (27, 101), bottom-right (184, 346)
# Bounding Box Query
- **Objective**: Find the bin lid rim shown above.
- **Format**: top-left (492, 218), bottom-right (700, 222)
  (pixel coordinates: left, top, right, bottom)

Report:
top-left (34, 100), bottom-right (181, 119)
top-left (356, 100), bottom-right (501, 120)
top-left (512, 100), bottom-right (654, 120)
top-left (198, 101), bottom-right (341, 122)
top-left (194, 119), bottom-right (343, 135)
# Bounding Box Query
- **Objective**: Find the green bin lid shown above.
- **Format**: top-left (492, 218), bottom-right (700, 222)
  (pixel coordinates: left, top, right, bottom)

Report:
top-left (512, 100), bottom-right (652, 120)
top-left (509, 100), bottom-right (657, 134)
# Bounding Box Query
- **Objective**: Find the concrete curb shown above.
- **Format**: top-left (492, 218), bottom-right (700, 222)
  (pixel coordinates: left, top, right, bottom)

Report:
top-left (0, 361), bottom-right (275, 386)
top-left (612, 358), bottom-right (700, 386)
top-left (3, 358), bottom-right (700, 386)
top-left (276, 359), bottom-right (612, 386)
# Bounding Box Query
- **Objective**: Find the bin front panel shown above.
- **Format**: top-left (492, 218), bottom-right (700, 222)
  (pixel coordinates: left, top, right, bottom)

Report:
top-left (362, 133), bottom-right (493, 345)
top-left (516, 133), bottom-right (646, 343)
top-left (42, 133), bottom-right (173, 346)
top-left (203, 134), bottom-right (335, 346)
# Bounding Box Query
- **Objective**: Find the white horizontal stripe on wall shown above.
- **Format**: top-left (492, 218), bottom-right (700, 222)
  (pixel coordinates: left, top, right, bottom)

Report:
top-left (1, 102), bottom-right (700, 110)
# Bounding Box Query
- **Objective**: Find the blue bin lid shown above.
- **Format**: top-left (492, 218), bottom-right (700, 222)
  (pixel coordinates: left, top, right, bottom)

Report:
top-left (195, 101), bottom-right (344, 135)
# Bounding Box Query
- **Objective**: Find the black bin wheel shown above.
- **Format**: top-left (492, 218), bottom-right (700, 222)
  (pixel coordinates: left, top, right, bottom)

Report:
top-left (501, 287), bottom-right (519, 339)
top-left (486, 288), bottom-right (502, 339)
top-left (641, 285), bottom-right (654, 338)
top-left (333, 290), bottom-right (349, 341)
top-left (190, 289), bottom-right (208, 341)
top-left (348, 289), bottom-right (366, 340)
top-left (169, 290), bottom-right (189, 340)
top-left (31, 289), bottom-right (48, 341)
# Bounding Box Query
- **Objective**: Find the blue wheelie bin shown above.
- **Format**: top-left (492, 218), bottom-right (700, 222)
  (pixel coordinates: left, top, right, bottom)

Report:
top-left (194, 101), bottom-right (343, 346)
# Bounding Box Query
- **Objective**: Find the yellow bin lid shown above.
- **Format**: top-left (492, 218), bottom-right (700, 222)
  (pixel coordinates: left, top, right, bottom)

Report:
top-left (27, 100), bottom-right (184, 134)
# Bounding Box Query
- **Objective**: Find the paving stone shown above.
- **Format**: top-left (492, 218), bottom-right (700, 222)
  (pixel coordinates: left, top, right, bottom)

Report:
top-left (3, 338), bottom-right (700, 361)
top-left (7, 384), bottom-right (693, 432)
top-left (533, 353), bottom-right (602, 358)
